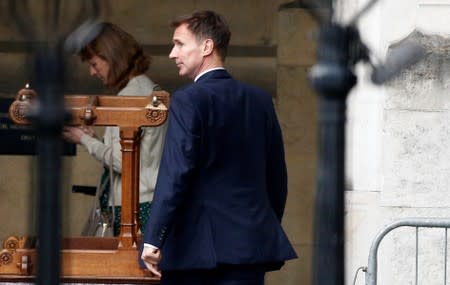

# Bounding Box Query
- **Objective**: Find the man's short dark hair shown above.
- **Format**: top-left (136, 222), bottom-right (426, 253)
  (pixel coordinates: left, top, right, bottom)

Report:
top-left (172, 10), bottom-right (231, 61)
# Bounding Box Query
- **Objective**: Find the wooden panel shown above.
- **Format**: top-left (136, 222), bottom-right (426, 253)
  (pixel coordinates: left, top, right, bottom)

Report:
top-left (0, 237), bottom-right (160, 284)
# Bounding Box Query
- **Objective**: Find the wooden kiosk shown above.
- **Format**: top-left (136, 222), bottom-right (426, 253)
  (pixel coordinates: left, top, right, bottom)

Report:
top-left (0, 87), bottom-right (169, 283)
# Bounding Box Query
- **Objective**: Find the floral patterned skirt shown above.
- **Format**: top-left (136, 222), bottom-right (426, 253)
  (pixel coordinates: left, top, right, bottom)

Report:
top-left (108, 202), bottom-right (151, 237)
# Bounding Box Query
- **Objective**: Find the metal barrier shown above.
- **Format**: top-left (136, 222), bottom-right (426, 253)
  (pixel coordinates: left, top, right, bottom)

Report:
top-left (360, 218), bottom-right (450, 285)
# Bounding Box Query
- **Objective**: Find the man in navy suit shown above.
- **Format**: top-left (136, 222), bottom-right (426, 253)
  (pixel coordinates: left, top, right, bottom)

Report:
top-left (141, 10), bottom-right (297, 285)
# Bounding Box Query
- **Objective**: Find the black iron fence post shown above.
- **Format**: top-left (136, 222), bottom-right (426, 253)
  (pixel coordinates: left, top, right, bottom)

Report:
top-left (310, 24), bottom-right (357, 285)
top-left (34, 44), bottom-right (66, 285)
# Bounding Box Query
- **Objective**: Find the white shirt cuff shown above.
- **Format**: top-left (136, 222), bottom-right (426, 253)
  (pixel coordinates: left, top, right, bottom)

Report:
top-left (144, 243), bottom-right (159, 250)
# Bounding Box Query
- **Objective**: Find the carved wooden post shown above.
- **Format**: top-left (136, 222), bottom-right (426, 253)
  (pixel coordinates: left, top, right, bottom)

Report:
top-left (119, 127), bottom-right (141, 248)
top-left (6, 91), bottom-right (169, 281)
top-left (133, 133), bottom-right (142, 240)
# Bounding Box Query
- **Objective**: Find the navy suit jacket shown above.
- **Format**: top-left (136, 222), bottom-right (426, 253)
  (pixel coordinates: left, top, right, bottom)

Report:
top-left (142, 69), bottom-right (297, 271)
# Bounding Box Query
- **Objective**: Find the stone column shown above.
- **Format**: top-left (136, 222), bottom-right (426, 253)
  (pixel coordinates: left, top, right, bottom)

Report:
top-left (266, 7), bottom-right (318, 285)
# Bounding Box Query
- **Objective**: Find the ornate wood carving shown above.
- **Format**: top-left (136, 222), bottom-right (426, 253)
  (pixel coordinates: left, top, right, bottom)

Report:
top-left (2, 236), bottom-right (30, 254)
top-left (1, 87), bottom-right (169, 282)
top-left (0, 250), bottom-right (12, 266)
top-left (8, 87), bottom-right (37, 125)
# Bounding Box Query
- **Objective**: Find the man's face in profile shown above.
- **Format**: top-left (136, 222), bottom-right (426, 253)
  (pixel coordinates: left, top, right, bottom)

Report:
top-left (169, 23), bottom-right (208, 80)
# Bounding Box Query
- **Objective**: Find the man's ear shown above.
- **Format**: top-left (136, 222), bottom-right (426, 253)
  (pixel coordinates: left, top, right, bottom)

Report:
top-left (202, 39), bottom-right (214, 56)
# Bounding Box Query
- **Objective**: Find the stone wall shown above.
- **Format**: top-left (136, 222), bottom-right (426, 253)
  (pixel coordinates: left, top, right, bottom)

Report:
top-left (344, 0), bottom-right (450, 283)
top-left (267, 7), bottom-right (319, 285)
top-left (377, 31), bottom-right (450, 285)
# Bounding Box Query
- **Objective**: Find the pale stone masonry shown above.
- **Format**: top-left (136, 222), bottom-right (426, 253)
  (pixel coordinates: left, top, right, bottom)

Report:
top-left (344, 1), bottom-right (450, 284)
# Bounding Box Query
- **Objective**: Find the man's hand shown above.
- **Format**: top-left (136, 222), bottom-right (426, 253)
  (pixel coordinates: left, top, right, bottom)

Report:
top-left (141, 246), bottom-right (162, 277)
